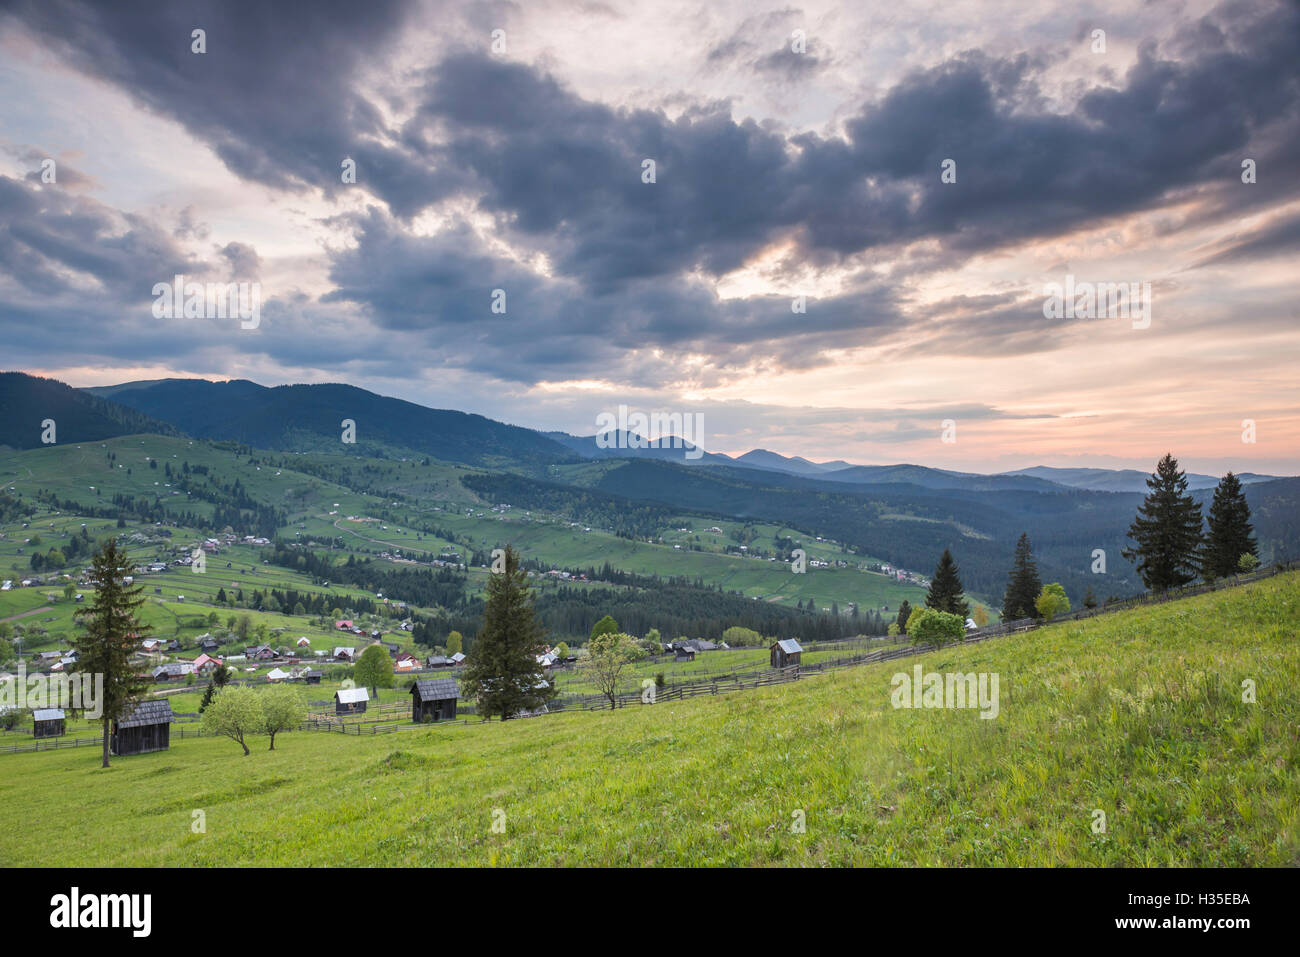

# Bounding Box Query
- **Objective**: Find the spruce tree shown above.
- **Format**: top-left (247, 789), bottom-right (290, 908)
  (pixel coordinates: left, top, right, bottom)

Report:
top-left (460, 545), bottom-right (554, 720)
top-left (1001, 533), bottom-right (1042, 620)
top-left (73, 539), bottom-right (151, 768)
top-left (925, 549), bottom-right (969, 618)
top-left (1122, 453), bottom-right (1204, 591)
top-left (895, 599), bottom-right (912, 634)
top-left (1202, 471), bottom-right (1257, 579)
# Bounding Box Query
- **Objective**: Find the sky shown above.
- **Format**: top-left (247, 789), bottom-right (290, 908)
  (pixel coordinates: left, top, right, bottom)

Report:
top-left (0, 0), bottom-right (1297, 475)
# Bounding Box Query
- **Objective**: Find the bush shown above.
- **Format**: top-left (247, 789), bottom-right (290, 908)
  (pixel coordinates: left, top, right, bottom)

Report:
top-left (1035, 583), bottom-right (1070, 621)
top-left (721, 626), bottom-right (763, 647)
top-left (906, 608), bottom-right (965, 650)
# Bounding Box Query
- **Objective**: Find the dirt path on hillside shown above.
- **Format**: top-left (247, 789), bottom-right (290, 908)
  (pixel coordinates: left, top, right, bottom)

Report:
top-left (0, 605), bottom-right (53, 623)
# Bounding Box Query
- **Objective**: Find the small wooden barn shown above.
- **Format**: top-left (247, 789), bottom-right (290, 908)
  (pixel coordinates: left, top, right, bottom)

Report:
top-left (334, 687), bottom-right (369, 715)
top-left (303, 670), bottom-right (323, 685)
top-left (410, 678), bottom-right (459, 723)
top-left (111, 699), bottom-right (175, 756)
top-left (32, 708), bottom-right (66, 738)
top-left (673, 644), bottom-right (695, 662)
top-left (770, 638), bottom-right (803, 669)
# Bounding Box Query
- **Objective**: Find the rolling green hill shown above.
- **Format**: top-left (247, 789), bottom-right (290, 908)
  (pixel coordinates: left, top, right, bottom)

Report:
top-left (87, 378), bottom-right (575, 468)
top-left (0, 372), bottom-right (180, 450)
top-left (0, 571), bottom-right (1295, 866)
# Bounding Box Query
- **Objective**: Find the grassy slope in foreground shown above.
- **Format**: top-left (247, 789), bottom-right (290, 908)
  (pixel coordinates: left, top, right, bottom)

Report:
top-left (2, 573), bottom-right (1297, 867)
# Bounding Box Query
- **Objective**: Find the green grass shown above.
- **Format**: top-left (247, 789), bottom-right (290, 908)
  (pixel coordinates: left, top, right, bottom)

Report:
top-left (1, 571), bottom-right (1296, 866)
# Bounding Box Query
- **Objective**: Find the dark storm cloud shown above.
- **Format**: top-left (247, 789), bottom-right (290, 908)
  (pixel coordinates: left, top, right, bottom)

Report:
top-left (11, 0), bottom-right (1299, 282)
top-left (3, 0), bottom-right (445, 215)
top-left (318, 204), bottom-right (911, 385)
top-left (395, 0), bottom-right (1300, 290)
top-left (0, 175), bottom-right (199, 299)
top-left (3, 0), bottom-right (1299, 388)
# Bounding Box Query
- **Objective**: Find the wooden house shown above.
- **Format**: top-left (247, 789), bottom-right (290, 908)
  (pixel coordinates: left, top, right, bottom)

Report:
top-left (32, 708), bottom-right (66, 738)
top-left (151, 662), bottom-right (194, 682)
top-left (111, 699), bottom-right (175, 755)
top-left (303, 670), bottom-right (323, 685)
top-left (411, 678), bottom-right (459, 723)
top-left (334, 687), bottom-right (369, 715)
top-left (333, 647), bottom-right (356, 662)
top-left (770, 638), bottom-right (803, 669)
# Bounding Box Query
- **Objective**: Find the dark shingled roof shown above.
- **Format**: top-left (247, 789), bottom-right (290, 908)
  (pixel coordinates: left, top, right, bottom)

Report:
top-left (411, 678), bottom-right (459, 702)
top-left (116, 699), bottom-right (175, 728)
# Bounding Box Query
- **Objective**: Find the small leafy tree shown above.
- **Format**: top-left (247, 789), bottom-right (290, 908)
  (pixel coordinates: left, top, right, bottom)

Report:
top-left (261, 685), bottom-right (307, 750)
top-left (446, 630), bottom-right (463, 656)
top-left (1238, 553), bottom-right (1260, 573)
top-left (584, 632), bottom-right (645, 709)
top-left (1034, 583), bottom-right (1070, 621)
top-left (589, 616), bottom-right (619, 642)
top-left (354, 645), bottom-right (394, 701)
top-left (906, 607), bottom-right (964, 650)
top-left (201, 685), bottom-right (263, 756)
top-left (721, 625), bottom-right (762, 646)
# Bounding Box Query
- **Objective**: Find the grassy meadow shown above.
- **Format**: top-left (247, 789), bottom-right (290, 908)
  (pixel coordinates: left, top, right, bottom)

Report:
top-left (1, 571), bottom-right (1295, 867)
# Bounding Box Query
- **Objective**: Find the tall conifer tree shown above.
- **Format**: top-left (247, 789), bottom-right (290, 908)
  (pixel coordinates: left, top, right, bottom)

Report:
top-left (895, 599), bottom-right (912, 634)
top-left (1202, 471), bottom-right (1257, 579)
top-left (925, 549), bottom-right (970, 618)
top-left (1122, 453), bottom-right (1204, 591)
top-left (460, 545), bottom-right (554, 719)
top-left (73, 539), bottom-right (151, 768)
top-left (1001, 533), bottom-right (1042, 620)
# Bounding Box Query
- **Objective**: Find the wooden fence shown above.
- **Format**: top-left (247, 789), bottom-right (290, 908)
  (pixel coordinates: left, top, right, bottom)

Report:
top-left (0, 724), bottom-right (212, 755)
